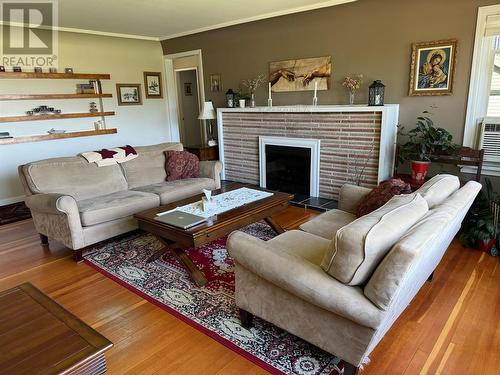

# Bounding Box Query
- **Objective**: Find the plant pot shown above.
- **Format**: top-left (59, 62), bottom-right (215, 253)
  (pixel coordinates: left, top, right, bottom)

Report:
top-left (411, 160), bottom-right (430, 184)
top-left (476, 238), bottom-right (496, 253)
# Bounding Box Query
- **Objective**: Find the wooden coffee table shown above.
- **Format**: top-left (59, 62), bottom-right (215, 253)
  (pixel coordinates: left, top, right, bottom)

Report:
top-left (134, 183), bottom-right (293, 287)
top-left (0, 283), bottom-right (113, 375)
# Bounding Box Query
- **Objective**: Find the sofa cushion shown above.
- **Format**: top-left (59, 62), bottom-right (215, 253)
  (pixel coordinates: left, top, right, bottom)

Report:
top-left (268, 230), bottom-right (330, 265)
top-left (133, 178), bottom-right (217, 205)
top-left (299, 209), bottom-right (357, 240)
top-left (120, 143), bottom-right (183, 189)
top-left (356, 179), bottom-right (412, 217)
top-left (165, 151), bottom-right (200, 181)
top-left (78, 190), bottom-right (159, 226)
top-left (363, 210), bottom-right (451, 310)
top-left (415, 174), bottom-right (460, 208)
top-left (21, 157), bottom-right (128, 201)
top-left (321, 193), bottom-right (429, 286)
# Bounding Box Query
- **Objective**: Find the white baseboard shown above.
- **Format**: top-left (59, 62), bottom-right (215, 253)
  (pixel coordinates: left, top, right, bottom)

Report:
top-left (0, 195), bottom-right (25, 206)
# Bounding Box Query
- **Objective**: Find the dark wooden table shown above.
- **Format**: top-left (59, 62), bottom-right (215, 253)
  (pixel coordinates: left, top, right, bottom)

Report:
top-left (135, 183), bottom-right (293, 287)
top-left (0, 283), bottom-right (113, 375)
top-left (184, 144), bottom-right (219, 161)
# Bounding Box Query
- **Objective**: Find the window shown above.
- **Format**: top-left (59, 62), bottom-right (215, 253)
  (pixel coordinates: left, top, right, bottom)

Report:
top-left (465, 5), bottom-right (500, 176)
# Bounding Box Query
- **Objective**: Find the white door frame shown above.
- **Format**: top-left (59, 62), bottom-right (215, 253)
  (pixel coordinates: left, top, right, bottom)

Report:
top-left (175, 67), bottom-right (204, 145)
top-left (164, 49), bottom-right (206, 143)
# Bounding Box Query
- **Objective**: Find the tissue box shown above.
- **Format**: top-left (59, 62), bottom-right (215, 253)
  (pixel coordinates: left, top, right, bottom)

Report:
top-left (202, 197), bottom-right (217, 212)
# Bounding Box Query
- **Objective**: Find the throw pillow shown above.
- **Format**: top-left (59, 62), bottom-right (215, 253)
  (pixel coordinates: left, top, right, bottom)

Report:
top-left (321, 193), bottom-right (429, 286)
top-left (165, 150), bottom-right (200, 181)
top-left (356, 178), bottom-right (411, 217)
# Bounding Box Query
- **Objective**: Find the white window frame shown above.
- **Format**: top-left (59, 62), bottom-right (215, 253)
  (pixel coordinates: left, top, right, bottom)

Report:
top-left (464, 4), bottom-right (500, 176)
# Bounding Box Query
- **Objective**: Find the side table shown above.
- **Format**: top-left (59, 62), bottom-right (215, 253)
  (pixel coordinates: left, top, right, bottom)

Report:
top-left (185, 144), bottom-right (219, 161)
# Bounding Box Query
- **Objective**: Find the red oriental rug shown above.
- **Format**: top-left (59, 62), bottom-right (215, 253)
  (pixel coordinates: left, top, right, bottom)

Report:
top-left (84, 222), bottom-right (345, 375)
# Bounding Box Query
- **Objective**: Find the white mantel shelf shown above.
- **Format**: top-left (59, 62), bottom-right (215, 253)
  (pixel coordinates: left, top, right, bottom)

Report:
top-left (217, 104), bottom-right (399, 114)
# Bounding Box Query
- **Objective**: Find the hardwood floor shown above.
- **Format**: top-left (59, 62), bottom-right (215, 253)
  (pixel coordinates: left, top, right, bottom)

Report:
top-left (0, 207), bottom-right (498, 374)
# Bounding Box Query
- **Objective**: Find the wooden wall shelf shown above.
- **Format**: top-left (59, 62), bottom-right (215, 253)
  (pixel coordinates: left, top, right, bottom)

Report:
top-left (0, 111), bottom-right (115, 123)
top-left (0, 93), bottom-right (113, 101)
top-left (0, 128), bottom-right (117, 145)
top-left (0, 72), bottom-right (111, 80)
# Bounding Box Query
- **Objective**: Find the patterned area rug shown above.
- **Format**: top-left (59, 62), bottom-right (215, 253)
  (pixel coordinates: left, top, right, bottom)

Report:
top-left (84, 222), bottom-right (344, 375)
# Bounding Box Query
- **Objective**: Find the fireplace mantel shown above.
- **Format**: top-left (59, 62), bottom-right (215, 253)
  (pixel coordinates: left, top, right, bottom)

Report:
top-left (216, 105), bottom-right (399, 199)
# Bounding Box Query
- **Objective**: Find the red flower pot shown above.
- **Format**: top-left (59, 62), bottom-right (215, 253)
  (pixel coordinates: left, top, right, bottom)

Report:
top-left (476, 238), bottom-right (496, 253)
top-left (411, 161), bottom-right (430, 184)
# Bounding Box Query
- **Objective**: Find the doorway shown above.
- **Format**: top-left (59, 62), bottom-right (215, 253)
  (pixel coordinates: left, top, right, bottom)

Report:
top-left (176, 69), bottom-right (202, 146)
top-left (164, 49), bottom-right (206, 144)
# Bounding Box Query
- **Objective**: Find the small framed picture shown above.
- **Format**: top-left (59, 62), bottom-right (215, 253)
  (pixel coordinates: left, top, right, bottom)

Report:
top-left (49, 67), bottom-right (57, 73)
top-left (116, 83), bottom-right (142, 105)
top-left (143, 71), bottom-right (163, 99)
top-left (210, 74), bottom-right (222, 92)
top-left (65, 67), bottom-right (73, 74)
top-left (184, 82), bottom-right (193, 96)
top-left (409, 39), bottom-right (457, 96)
top-left (13, 66), bottom-right (22, 72)
top-left (0, 66), bottom-right (5, 72)
top-left (34, 67), bottom-right (42, 73)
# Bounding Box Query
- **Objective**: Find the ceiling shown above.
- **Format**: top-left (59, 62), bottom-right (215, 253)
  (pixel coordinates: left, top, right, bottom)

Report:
top-left (52, 0), bottom-right (356, 40)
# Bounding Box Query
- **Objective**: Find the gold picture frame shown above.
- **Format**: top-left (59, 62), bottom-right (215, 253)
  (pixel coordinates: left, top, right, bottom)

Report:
top-left (116, 83), bottom-right (142, 105)
top-left (409, 39), bottom-right (457, 96)
top-left (143, 71), bottom-right (163, 99)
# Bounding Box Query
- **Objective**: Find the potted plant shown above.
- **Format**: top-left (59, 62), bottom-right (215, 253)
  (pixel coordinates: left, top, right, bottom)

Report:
top-left (459, 179), bottom-right (498, 255)
top-left (398, 112), bottom-right (457, 183)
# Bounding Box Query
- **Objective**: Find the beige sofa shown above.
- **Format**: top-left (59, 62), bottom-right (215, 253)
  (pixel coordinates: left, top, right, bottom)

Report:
top-left (19, 142), bottom-right (222, 261)
top-left (227, 175), bottom-right (481, 374)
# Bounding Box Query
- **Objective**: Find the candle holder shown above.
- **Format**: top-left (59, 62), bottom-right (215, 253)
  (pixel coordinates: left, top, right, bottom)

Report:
top-left (312, 97), bottom-right (318, 106)
top-left (267, 98), bottom-right (273, 107)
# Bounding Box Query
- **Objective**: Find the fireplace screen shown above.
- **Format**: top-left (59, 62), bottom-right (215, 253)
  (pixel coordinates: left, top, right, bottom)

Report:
top-left (265, 144), bottom-right (311, 195)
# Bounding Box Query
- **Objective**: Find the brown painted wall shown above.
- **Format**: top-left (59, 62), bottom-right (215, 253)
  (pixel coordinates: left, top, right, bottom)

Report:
top-left (162, 0), bottom-right (498, 144)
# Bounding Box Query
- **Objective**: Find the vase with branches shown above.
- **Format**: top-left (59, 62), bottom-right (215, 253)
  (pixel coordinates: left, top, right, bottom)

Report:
top-left (342, 74), bottom-right (363, 105)
top-left (242, 74), bottom-right (266, 108)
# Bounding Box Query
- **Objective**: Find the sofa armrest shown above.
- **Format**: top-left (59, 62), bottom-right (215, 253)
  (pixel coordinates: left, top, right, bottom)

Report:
top-left (25, 193), bottom-right (78, 216)
top-left (338, 184), bottom-right (372, 214)
top-left (199, 160), bottom-right (223, 189)
top-left (227, 231), bottom-right (383, 329)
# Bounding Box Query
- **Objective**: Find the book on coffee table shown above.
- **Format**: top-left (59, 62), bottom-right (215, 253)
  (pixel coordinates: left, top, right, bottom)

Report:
top-left (154, 210), bottom-right (207, 229)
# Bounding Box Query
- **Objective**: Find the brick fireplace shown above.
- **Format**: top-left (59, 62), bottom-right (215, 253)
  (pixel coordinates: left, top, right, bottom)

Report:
top-left (216, 105), bottom-right (399, 199)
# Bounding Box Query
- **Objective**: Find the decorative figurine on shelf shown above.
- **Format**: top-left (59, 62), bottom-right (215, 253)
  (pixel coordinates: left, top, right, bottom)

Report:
top-left (368, 80), bottom-right (385, 106)
top-left (27, 105), bottom-right (62, 115)
top-left (0, 66), bottom-right (5, 72)
top-left (94, 120), bottom-right (105, 130)
top-left (65, 68), bottom-right (73, 74)
top-left (89, 102), bottom-right (98, 113)
top-left (47, 128), bottom-right (66, 134)
top-left (49, 67), bottom-right (57, 73)
top-left (34, 67), bottom-right (42, 73)
top-left (13, 66), bottom-right (22, 72)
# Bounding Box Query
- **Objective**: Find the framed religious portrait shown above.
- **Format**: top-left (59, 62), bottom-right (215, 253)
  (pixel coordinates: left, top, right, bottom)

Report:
top-left (143, 71), bottom-right (163, 99)
top-left (409, 39), bottom-right (457, 96)
top-left (116, 83), bottom-right (142, 105)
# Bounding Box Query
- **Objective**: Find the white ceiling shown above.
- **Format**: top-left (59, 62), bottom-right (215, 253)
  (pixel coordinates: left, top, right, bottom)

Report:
top-left (52, 0), bottom-right (355, 40)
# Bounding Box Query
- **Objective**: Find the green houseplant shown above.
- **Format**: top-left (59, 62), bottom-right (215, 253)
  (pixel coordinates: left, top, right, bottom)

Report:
top-left (459, 178), bottom-right (498, 255)
top-left (398, 112), bottom-right (458, 183)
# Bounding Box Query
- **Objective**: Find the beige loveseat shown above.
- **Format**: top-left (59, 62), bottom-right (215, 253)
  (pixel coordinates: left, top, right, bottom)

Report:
top-left (227, 175), bottom-right (481, 374)
top-left (19, 142), bottom-right (222, 260)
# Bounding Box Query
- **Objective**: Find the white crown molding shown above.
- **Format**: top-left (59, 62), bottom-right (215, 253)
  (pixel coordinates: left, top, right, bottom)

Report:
top-left (159, 0), bottom-right (356, 40)
top-left (0, 21), bottom-right (160, 41)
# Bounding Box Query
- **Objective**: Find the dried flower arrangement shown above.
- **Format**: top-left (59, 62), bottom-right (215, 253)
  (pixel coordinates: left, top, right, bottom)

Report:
top-left (242, 74), bottom-right (266, 93)
top-left (342, 74), bottom-right (363, 92)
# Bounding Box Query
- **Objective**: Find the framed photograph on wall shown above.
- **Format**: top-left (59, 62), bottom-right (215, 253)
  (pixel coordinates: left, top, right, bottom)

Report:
top-left (409, 39), bottom-right (457, 96)
top-left (143, 71), bottom-right (163, 98)
top-left (210, 74), bottom-right (222, 92)
top-left (116, 83), bottom-right (142, 105)
top-left (184, 82), bottom-right (193, 96)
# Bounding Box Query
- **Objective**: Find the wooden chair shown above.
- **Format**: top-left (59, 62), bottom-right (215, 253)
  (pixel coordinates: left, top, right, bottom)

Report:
top-left (430, 147), bottom-right (484, 182)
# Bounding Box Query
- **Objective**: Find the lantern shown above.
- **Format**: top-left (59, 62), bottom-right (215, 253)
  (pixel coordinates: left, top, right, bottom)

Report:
top-left (225, 89), bottom-right (235, 108)
top-left (368, 80), bottom-right (385, 106)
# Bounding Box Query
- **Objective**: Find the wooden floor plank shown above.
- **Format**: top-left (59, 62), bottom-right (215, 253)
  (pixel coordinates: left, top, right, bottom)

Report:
top-left (0, 209), bottom-right (498, 374)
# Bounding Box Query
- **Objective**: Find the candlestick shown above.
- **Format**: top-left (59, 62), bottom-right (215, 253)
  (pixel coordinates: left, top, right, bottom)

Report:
top-left (268, 82), bottom-right (272, 100)
top-left (268, 98), bottom-right (273, 107)
top-left (313, 81), bottom-right (318, 99)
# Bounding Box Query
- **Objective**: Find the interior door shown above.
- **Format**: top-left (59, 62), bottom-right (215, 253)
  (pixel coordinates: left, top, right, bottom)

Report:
top-left (176, 69), bottom-right (202, 147)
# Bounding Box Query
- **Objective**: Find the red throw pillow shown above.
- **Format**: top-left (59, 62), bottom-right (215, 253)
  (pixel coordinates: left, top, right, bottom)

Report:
top-left (356, 179), bottom-right (412, 217)
top-left (165, 151), bottom-right (200, 181)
